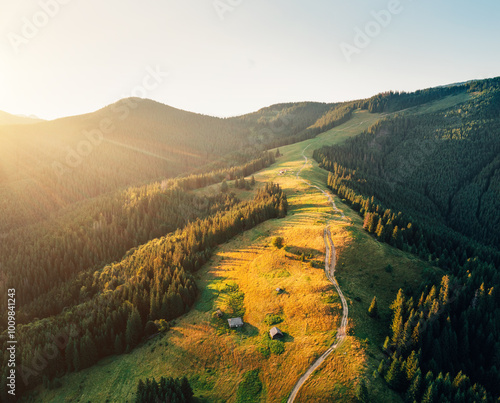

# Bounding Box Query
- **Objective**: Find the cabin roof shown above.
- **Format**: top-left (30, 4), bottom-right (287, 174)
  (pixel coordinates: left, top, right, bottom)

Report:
top-left (270, 326), bottom-right (283, 338)
top-left (228, 317), bottom-right (244, 327)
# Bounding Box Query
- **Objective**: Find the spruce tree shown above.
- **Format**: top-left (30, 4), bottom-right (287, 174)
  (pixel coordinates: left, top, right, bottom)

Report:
top-left (355, 378), bottom-right (369, 403)
top-left (406, 369), bottom-right (422, 402)
top-left (114, 334), bottom-right (124, 355)
top-left (65, 338), bottom-right (75, 372)
top-left (421, 382), bottom-right (436, 403)
top-left (385, 356), bottom-right (404, 391)
top-left (378, 359), bottom-right (386, 375)
top-left (368, 296), bottom-right (378, 318)
top-left (180, 376), bottom-right (194, 400)
top-left (126, 308), bottom-right (143, 350)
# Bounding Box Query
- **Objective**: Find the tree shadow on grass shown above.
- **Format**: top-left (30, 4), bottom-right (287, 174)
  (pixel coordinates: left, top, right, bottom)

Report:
top-left (233, 322), bottom-right (259, 338)
top-left (284, 245), bottom-right (321, 259)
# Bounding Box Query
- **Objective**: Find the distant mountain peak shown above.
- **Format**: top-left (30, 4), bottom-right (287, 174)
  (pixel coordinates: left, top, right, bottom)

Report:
top-left (0, 110), bottom-right (45, 125)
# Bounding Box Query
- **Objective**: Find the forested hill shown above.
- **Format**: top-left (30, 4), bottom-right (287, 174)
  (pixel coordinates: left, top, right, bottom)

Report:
top-left (0, 110), bottom-right (43, 126)
top-left (314, 77), bottom-right (500, 402)
top-left (232, 101), bottom-right (355, 147)
top-left (0, 99), bottom-right (336, 234)
top-left (315, 77), bottom-right (500, 250)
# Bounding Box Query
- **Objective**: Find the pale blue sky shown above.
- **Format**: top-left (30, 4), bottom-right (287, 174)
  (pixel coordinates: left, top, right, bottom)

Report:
top-left (1, 0), bottom-right (499, 120)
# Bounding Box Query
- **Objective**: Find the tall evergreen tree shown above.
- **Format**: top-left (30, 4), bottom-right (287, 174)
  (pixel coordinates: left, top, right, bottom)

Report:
top-left (126, 308), bottom-right (143, 350)
top-left (368, 296), bottom-right (378, 318)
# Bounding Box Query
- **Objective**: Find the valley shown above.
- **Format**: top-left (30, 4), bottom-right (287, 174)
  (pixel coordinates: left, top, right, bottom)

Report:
top-left (30, 110), bottom-right (430, 402)
top-left (1, 81), bottom-right (498, 403)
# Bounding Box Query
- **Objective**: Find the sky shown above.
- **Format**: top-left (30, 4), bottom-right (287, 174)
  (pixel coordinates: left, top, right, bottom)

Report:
top-left (1, 0), bottom-right (499, 120)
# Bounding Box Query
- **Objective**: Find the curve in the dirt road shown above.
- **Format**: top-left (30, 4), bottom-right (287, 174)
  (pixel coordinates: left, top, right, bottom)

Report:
top-left (287, 145), bottom-right (349, 403)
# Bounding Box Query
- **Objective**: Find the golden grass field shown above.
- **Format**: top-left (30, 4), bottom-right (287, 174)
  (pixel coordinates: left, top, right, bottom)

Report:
top-left (31, 104), bottom-right (459, 402)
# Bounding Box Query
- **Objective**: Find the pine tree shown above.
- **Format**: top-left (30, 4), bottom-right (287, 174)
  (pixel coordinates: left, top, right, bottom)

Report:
top-left (368, 296), bottom-right (378, 318)
top-left (355, 378), bottom-right (369, 403)
top-left (421, 382), bottom-right (436, 403)
top-left (114, 334), bottom-right (124, 355)
top-left (363, 213), bottom-right (376, 233)
top-left (65, 338), bottom-right (75, 372)
top-left (406, 369), bottom-right (422, 402)
top-left (405, 350), bottom-right (419, 382)
top-left (375, 218), bottom-right (386, 240)
top-left (391, 314), bottom-right (404, 348)
top-left (378, 359), bottom-right (386, 375)
top-left (411, 321), bottom-right (421, 346)
top-left (126, 308), bottom-right (143, 350)
top-left (180, 376), bottom-right (194, 400)
top-left (385, 356), bottom-right (404, 391)
top-left (383, 336), bottom-right (391, 353)
top-left (439, 275), bottom-right (450, 305)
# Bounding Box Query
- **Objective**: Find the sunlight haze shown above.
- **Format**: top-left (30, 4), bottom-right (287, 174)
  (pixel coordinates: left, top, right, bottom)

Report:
top-left (1, 0), bottom-right (499, 119)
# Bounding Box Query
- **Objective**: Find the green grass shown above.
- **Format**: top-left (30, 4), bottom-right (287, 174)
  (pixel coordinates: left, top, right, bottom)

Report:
top-left (263, 313), bottom-right (284, 326)
top-left (235, 370), bottom-right (263, 403)
top-left (402, 92), bottom-right (472, 115)
top-left (262, 268), bottom-right (291, 279)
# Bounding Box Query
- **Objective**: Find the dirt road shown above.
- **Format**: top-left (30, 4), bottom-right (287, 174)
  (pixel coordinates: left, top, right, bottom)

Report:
top-left (287, 146), bottom-right (349, 403)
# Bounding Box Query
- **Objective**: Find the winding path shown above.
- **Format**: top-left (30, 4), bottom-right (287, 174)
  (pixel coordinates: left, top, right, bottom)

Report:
top-left (287, 145), bottom-right (349, 403)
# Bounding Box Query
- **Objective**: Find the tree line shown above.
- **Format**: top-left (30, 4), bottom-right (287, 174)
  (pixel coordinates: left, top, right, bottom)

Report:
top-left (0, 182), bottom-right (287, 400)
top-left (0, 151), bottom-right (278, 329)
top-left (167, 151), bottom-right (275, 191)
top-left (135, 376), bottom-right (193, 403)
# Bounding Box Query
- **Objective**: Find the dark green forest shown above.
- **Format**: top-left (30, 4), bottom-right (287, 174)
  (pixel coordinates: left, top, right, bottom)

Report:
top-left (314, 78), bottom-right (500, 402)
top-left (0, 152), bottom-right (276, 327)
top-left (0, 182), bottom-right (287, 399)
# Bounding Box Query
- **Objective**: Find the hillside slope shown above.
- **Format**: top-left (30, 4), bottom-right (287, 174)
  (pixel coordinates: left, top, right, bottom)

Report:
top-left (0, 99), bottom-right (338, 234)
top-left (0, 110), bottom-right (43, 125)
top-left (315, 78), bottom-right (500, 250)
top-left (314, 78), bottom-right (500, 401)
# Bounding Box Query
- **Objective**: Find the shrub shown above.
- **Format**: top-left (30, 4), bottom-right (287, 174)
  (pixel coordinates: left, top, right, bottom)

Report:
top-left (263, 313), bottom-right (283, 326)
top-left (272, 236), bottom-right (284, 249)
top-left (269, 340), bottom-right (285, 355)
